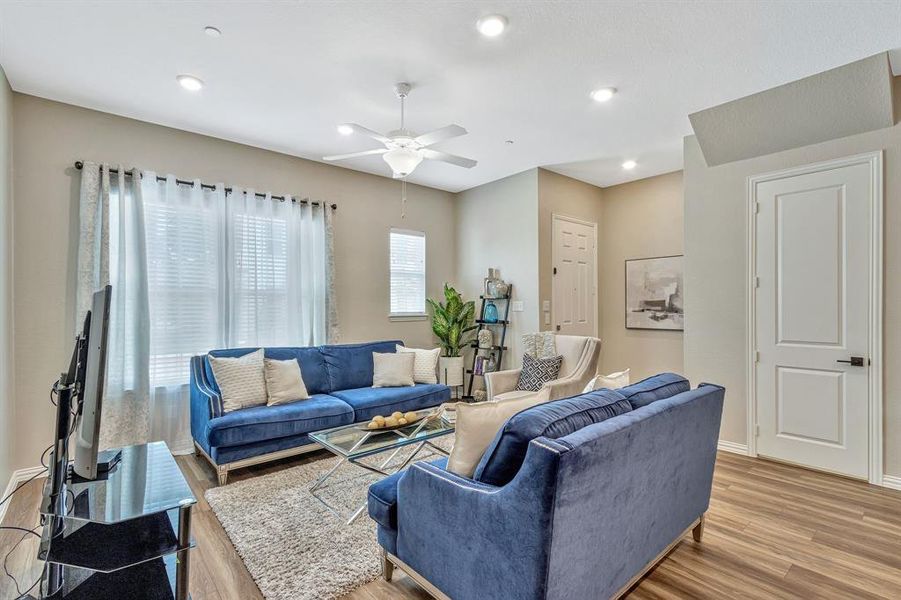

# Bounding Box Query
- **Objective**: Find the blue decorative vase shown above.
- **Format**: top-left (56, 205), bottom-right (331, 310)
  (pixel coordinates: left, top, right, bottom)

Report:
top-left (483, 300), bottom-right (499, 323)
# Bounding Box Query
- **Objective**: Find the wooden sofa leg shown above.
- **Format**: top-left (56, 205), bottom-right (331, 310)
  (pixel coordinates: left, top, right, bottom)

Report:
top-left (382, 549), bottom-right (394, 581)
top-left (217, 465), bottom-right (229, 486)
top-left (692, 513), bottom-right (706, 542)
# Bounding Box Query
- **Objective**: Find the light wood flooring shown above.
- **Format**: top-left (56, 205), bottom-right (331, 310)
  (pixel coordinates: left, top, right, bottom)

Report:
top-left (2, 450), bottom-right (900, 599)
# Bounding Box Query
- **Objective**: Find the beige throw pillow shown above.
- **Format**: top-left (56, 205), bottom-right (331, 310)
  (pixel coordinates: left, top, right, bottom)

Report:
top-left (209, 349), bottom-right (267, 413)
top-left (447, 388), bottom-right (551, 478)
top-left (522, 332), bottom-right (557, 359)
top-left (372, 352), bottom-right (416, 388)
top-left (396, 345), bottom-right (440, 384)
top-left (264, 358), bottom-right (310, 406)
top-left (582, 368), bottom-right (631, 393)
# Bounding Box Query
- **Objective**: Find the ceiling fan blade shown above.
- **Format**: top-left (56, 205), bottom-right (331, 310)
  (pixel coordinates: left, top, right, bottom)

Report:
top-left (415, 124), bottom-right (467, 147)
top-left (322, 148), bottom-right (388, 161)
top-left (344, 123), bottom-right (391, 144)
top-left (420, 148), bottom-right (477, 168)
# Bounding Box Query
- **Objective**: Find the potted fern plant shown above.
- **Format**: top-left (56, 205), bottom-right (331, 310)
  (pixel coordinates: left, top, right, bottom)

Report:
top-left (427, 283), bottom-right (477, 387)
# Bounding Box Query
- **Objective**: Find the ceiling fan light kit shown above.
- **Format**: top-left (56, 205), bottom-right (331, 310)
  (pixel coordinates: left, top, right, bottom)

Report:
top-left (323, 82), bottom-right (477, 179)
top-left (383, 147), bottom-right (423, 178)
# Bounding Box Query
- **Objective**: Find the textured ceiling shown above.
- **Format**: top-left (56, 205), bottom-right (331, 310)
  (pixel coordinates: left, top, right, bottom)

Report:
top-left (1, 1), bottom-right (900, 192)
top-left (690, 53), bottom-right (896, 166)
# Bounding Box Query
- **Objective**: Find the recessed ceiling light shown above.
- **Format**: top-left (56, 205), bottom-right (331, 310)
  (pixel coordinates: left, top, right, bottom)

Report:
top-left (204, 26), bottom-right (221, 37)
top-left (337, 124), bottom-right (354, 136)
top-left (176, 74), bottom-right (204, 92)
top-left (622, 160), bottom-right (637, 170)
top-left (591, 87), bottom-right (617, 103)
top-left (477, 15), bottom-right (507, 37)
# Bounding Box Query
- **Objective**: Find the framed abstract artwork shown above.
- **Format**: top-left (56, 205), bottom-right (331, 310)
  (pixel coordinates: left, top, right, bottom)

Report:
top-left (625, 255), bottom-right (684, 331)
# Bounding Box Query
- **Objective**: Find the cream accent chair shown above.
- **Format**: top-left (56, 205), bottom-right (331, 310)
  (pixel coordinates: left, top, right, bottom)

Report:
top-left (485, 335), bottom-right (601, 402)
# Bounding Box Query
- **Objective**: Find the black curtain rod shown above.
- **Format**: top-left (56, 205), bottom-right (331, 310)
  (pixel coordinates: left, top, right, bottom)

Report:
top-left (73, 161), bottom-right (337, 210)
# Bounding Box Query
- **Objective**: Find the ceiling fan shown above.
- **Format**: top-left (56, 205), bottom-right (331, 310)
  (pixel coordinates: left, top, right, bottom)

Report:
top-left (323, 82), bottom-right (477, 178)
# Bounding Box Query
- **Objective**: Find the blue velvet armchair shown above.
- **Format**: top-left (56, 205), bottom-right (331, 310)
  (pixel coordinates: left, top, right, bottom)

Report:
top-left (369, 380), bottom-right (725, 600)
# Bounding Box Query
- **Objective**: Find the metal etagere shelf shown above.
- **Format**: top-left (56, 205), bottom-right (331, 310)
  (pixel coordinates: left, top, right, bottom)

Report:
top-left (465, 285), bottom-right (512, 399)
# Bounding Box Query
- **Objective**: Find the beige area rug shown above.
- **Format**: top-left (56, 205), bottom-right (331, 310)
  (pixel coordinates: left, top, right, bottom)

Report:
top-left (205, 436), bottom-right (453, 600)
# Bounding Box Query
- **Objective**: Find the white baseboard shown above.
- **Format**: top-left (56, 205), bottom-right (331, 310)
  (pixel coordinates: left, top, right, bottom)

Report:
top-left (708, 445), bottom-right (901, 490)
top-left (717, 440), bottom-right (749, 455)
top-left (0, 465), bottom-right (46, 525)
top-left (882, 475), bottom-right (901, 491)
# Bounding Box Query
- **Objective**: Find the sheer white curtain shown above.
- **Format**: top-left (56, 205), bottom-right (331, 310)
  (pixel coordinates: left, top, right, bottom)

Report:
top-left (77, 163), bottom-right (153, 451)
top-left (225, 188), bottom-right (330, 346)
top-left (77, 164), bottom-right (337, 455)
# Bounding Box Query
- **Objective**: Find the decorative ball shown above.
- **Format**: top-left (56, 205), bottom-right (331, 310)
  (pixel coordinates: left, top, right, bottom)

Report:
top-left (403, 411), bottom-right (418, 422)
top-left (473, 390), bottom-right (487, 402)
top-left (398, 418), bottom-right (408, 425)
top-left (385, 416), bottom-right (399, 427)
top-left (367, 421), bottom-right (379, 429)
top-left (373, 415), bottom-right (386, 426)
top-left (391, 411), bottom-right (403, 419)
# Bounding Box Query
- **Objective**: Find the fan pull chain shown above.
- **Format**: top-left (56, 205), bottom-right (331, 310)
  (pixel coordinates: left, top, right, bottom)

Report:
top-left (401, 177), bottom-right (407, 219)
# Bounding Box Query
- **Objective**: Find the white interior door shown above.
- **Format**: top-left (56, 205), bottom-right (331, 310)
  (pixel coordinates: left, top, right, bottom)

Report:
top-left (552, 215), bottom-right (596, 337)
top-left (754, 160), bottom-right (872, 479)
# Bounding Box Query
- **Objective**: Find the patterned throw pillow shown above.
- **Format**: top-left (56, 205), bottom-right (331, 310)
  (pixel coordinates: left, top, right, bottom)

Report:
top-left (395, 345), bottom-right (440, 384)
top-left (515, 353), bottom-right (564, 391)
top-left (209, 349), bottom-right (268, 412)
top-left (522, 332), bottom-right (557, 359)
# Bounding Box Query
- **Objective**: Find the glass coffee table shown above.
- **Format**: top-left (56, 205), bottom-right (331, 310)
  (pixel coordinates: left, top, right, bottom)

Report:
top-left (308, 409), bottom-right (454, 524)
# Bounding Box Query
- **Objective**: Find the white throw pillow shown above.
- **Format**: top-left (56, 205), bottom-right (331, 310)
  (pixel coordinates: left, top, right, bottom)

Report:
top-left (396, 345), bottom-right (440, 384)
top-left (582, 368), bottom-right (631, 394)
top-left (372, 352), bottom-right (416, 388)
top-left (447, 388), bottom-right (551, 478)
top-left (209, 349), bottom-right (267, 413)
top-left (264, 358), bottom-right (310, 406)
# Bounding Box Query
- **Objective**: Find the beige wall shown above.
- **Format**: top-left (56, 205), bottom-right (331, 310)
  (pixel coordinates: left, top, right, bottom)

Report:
top-left (537, 168), bottom-right (603, 336)
top-left (0, 69), bottom-right (13, 488)
top-left (9, 93), bottom-right (456, 471)
top-left (455, 170), bottom-right (539, 375)
top-left (683, 96), bottom-right (901, 476)
top-left (598, 171), bottom-right (683, 380)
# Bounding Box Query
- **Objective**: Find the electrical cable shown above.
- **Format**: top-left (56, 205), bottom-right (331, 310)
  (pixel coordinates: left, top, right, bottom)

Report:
top-left (0, 525), bottom-right (41, 598)
top-left (0, 469), bottom-right (47, 511)
top-left (38, 445), bottom-right (53, 470)
top-left (1, 377), bottom-right (77, 598)
top-left (18, 563), bottom-right (46, 600)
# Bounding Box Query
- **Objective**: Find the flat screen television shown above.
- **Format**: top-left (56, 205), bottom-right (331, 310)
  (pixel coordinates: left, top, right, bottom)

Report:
top-left (72, 284), bottom-right (113, 480)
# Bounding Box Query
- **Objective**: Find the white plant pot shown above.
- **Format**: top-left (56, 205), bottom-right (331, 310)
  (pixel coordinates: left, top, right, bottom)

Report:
top-left (438, 356), bottom-right (464, 387)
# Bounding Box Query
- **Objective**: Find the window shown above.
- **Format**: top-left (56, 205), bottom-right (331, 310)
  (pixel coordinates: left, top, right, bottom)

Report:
top-left (389, 228), bottom-right (426, 316)
top-left (143, 184), bottom-right (223, 387)
top-left (230, 211), bottom-right (290, 347)
top-left (134, 180), bottom-right (329, 388)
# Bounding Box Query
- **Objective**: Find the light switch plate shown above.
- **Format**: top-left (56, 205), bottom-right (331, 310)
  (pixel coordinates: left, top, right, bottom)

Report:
top-left (542, 300), bottom-right (551, 312)
top-left (512, 300), bottom-right (524, 312)
top-left (544, 312), bottom-right (551, 325)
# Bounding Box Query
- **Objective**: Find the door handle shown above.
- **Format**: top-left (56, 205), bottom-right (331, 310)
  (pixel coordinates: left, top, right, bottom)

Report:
top-left (836, 356), bottom-right (865, 367)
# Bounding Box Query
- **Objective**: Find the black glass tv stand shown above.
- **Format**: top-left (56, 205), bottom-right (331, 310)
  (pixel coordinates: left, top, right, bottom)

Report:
top-left (37, 442), bottom-right (196, 599)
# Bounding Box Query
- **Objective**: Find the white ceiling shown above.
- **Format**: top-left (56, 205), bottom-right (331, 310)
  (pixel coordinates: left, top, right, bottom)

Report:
top-left (2, 1), bottom-right (900, 192)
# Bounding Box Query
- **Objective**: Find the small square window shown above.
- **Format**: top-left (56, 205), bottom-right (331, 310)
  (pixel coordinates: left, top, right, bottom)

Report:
top-left (389, 228), bottom-right (426, 317)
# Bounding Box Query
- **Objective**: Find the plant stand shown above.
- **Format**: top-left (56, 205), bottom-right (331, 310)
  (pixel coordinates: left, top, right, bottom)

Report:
top-left (465, 285), bottom-right (512, 399)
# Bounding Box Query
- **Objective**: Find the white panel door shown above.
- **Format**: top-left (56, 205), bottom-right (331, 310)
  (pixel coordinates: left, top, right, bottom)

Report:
top-left (755, 161), bottom-right (871, 479)
top-left (553, 215), bottom-right (596, 337)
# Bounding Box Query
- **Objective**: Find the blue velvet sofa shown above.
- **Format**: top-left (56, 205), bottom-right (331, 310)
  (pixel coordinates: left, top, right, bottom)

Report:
top-left (190, 340), bottom-right (451, 484)
top-left (367, 373), bottom-right (725, 600)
